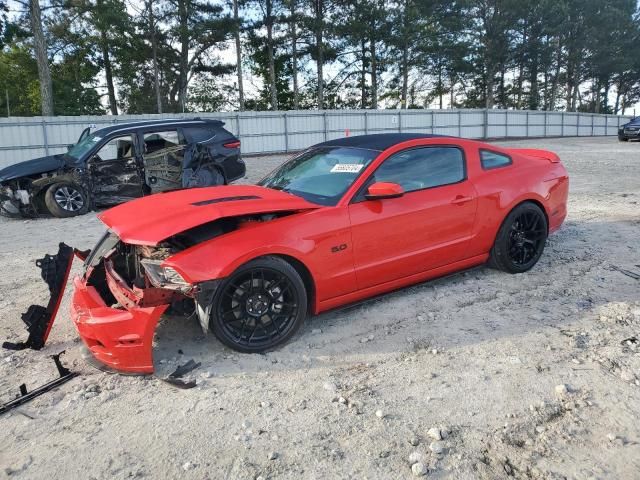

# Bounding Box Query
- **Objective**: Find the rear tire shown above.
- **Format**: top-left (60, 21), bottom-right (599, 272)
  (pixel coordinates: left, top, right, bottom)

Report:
top-left (44, 182), bottom-right (89, 218)
top-left (489, 202), bottom-right (548, 274)
top-left (209, 256), bottom-right (308, 353)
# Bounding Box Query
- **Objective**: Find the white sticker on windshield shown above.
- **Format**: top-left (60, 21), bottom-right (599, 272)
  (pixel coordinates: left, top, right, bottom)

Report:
top-left (330, 163), bottom-right (364, 173)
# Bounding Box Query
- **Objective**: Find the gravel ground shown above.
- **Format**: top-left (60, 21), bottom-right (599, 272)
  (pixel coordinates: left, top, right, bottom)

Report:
top-left (0, 136), bottom-right (639, 479)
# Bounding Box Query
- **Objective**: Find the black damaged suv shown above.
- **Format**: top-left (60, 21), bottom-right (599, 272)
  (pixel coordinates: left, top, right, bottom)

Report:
top-left (0, 118), bottom-right (245, 217)
top-left (618, 117), bottom-right (640, 141)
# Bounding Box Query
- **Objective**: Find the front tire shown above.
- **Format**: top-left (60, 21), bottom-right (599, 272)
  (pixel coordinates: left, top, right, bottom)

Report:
top-left (619, 136), bottom-right (629, 142)
top-left (209, 256), bottom-right (308, 353)
top-left (489, 202), bottom-right (548, 274)
top-left (44, 182), bottom-right (88, 218)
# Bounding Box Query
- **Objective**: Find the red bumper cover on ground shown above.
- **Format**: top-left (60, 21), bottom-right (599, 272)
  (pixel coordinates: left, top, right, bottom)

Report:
top-left (70, 276), bottom-right (169, 374)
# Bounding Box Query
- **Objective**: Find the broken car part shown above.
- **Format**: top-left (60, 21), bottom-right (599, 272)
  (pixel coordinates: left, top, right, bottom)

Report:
top-left (0, 351), bottom-right (78, 416)
top-left (162, 359), bottom-right (201, 389)
top-left (611, 265), bottom-right (640, 280)
top-left (169, 358), bottom-right (201, 378)
top-left (3, 243), bottom-right (76, 351)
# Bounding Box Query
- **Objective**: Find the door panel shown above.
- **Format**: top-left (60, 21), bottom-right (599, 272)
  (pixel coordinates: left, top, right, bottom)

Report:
top-left (90, 134), bottom-right (143, 204)
top-left (348, 146), bottom-right (478, 290)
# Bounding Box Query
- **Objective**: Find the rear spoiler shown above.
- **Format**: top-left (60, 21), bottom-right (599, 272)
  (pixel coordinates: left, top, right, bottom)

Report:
top-left (507, 148), bottom-right (560, 163)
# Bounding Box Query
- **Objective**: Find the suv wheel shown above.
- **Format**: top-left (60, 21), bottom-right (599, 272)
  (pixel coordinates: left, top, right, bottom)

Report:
top-left (44, 182), bottom-right (88, 217)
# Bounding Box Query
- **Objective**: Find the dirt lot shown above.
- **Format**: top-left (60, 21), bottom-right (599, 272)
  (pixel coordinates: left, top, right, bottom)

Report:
top-left (1, 136), bottom-right (639, 479)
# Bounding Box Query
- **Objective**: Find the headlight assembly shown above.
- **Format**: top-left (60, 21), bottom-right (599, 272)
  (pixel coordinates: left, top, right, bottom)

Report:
top-left (140, 259), bottom-right (190, 291)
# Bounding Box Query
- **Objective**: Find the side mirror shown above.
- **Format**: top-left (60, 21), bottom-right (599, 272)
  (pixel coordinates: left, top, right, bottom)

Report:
top-left (365, 182), bottom-right (404, 200)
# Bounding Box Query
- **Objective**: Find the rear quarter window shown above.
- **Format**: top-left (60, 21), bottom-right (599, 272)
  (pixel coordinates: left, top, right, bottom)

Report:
top-left (480, 149), bottom-right (512, 170)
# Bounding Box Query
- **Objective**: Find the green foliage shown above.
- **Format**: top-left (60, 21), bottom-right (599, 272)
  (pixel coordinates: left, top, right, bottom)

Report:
top-left (0, 45), bottom-right (41, 116)
top-left (2, 0), bottom-right (640, 115)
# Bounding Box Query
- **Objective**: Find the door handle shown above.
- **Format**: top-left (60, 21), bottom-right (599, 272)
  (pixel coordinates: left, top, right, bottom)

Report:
top-left (451, 195), bottom-right (473, 205)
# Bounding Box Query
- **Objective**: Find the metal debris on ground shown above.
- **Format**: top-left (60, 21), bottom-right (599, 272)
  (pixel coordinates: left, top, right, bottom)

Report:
top-left (0, 351), bottom-right (78, 415)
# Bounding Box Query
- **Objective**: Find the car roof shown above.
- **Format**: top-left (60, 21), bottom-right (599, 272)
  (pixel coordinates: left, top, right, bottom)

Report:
top-left (93, 118), bottom-right (224, 137)
top-left (315, 133), bottom-right (451, 151)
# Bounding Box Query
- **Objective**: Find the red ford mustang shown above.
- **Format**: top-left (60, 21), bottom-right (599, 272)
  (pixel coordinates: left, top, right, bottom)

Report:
top-left (70, 134), bottom-right (569, 373)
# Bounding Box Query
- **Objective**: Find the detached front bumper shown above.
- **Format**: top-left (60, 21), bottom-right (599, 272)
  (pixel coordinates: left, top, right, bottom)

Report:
top-left (70, 272), bottom-right (170, 375)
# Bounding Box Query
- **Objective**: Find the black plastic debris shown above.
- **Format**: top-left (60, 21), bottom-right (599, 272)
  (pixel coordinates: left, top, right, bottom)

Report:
top-left (611, 265), bottom-right (640, 280)
top-left (3, 243), bottom-right (75, 351)
top-left (0, 351), bottom-right (78, 415)
top-left (162, 359), bottom-right (201, 389)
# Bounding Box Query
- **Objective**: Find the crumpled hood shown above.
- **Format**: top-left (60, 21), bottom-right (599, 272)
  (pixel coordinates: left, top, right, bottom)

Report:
top-left (99, 185), bottom-right (320, 245)
top-left (0, 155), bottom-right (64, 183)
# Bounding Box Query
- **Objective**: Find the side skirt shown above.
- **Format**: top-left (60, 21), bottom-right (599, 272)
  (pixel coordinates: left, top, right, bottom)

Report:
top-left (316, 253), bottom-right (489, 314)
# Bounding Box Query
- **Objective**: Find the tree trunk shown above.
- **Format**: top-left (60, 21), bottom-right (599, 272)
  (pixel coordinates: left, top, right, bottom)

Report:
top-left (29, 0), bottom-right (54, 116)
top-left (485, 64), bottom-right (495, 109)
top-left (401, 43), bottom-right (408, 109)
top-left (100, 31), bottom-right (118, 115)
top-left (570, 65), bottom-right (580, 111)
top-left (499, 66), bottom-right (506, 108)
top-left (313, 0), bottom-right (324, 109)
top-left (614, 79), bottom-right (622, 114)
top-left (400, 0), bottom-right (409, 109)
top-left (450, 76), bottom-right (455, 108)
top-left (266, 0), bottom-right (278, 110)
top-left (96, 0), bottom-right (118, 115)
top-left (360, 40), bottom-right (367, 108)
top-left (289, 1), bottom-right (298, 110)
top-left (233, 0), bottom-right (245, 111)
top-left (438, 68), bottom-right (443, 109)
top-left (177, 0), bottom-right (190, 112)
top-left (370, 38), bottom-right (377, 109)
top-left (548, 41), bottom-right (562, 111)
top-left (148, 0), bottom-right (163, 113)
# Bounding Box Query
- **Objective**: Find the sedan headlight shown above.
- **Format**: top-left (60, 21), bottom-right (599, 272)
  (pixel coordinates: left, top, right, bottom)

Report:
top-left (140, 259), bottom-right (190, 291)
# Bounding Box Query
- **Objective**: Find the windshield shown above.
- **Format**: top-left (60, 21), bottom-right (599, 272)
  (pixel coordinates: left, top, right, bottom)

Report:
top-left (258, 146), bottom-right (379, 205)
top-left (65, 133), bottom-right (102, 160)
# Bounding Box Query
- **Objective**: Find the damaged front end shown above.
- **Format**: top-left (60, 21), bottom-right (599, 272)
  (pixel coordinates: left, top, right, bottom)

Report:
top-left (0, 179), bottom-right (40, 217)
top-left (0, 167), bottom-right (91, 218)
top-left (70, 233), bottom-right (193, 374)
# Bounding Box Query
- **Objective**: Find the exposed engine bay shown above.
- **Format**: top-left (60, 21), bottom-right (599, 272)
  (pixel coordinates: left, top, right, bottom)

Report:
top-left (85, 212), bottom-right (293, 318)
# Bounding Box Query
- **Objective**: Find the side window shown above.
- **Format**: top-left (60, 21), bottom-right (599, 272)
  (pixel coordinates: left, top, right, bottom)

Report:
top-left (143, 130), bottom-right (184, 155)
top-left (93, 135), bottom-right (135, 162)
top-left (480, 150), bottom-right (512, 170)
top-left (371, 147), bottom-right (465, 193)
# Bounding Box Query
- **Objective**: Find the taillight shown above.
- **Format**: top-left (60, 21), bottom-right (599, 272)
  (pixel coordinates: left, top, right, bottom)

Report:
top-left (224, 140), bottom-right (240, 149)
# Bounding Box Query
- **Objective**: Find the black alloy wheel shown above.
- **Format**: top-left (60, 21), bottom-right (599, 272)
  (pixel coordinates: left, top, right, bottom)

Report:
top-left (490, 202), bottom-right (548, 273)
top-left (210, 256), bottom-right (307, 353)
top-left (507, 210), bottom-right (547, 267)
